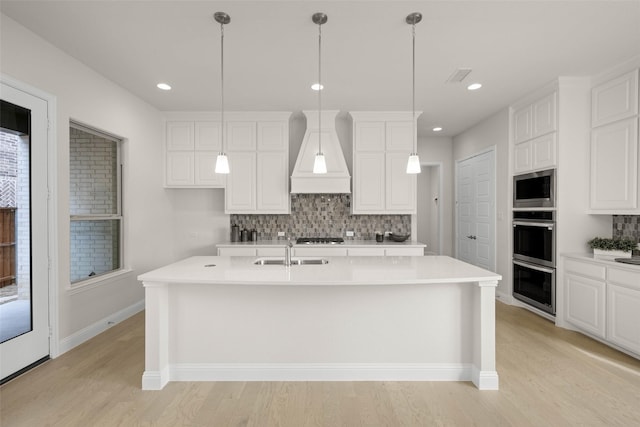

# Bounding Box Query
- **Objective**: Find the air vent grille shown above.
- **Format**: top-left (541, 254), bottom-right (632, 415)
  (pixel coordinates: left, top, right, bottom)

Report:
top-left (446, 68), bottom-right (472, 83)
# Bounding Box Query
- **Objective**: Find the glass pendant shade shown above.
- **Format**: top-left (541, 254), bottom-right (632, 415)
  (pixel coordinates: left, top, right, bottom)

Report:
top-left (406, 153), bottom-right (421, 174)
top-left (313, 152), bottom-right (327, 174)
top-left (215, 153), bottom-right (230, 174)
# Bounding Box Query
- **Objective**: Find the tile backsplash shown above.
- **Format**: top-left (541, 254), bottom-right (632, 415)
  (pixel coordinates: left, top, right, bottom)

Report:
top-left (613, 215), bottom-right (640, 243)
top-left (230, 194), bottom-right (411, 241)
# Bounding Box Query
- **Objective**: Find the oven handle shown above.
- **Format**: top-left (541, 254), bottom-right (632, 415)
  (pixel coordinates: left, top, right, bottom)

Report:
top-left (513, 221), bottom-right (555, 229)
top-left (513, 260), bottom-right (555, 274)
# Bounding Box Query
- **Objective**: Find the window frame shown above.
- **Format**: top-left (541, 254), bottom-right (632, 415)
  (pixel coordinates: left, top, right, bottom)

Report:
top-left (68, 121), bottom-right (125, 287)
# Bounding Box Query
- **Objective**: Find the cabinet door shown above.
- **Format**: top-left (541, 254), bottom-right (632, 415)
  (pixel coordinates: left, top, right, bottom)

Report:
top-left (531, 133), bottom-right (557, 170)
top-left (532, 93), bottom-right (557, 137)
top-left (386, 121), bottom-right (413, 152)
top-left (513, 141), bottom-right (532, 174)
top-left (166, 121), bottom-right (194, 151)
top-left (225, 152), bottom-right (256, 213)
top-left (227, 121), bottom-right (256, 151)
top-left (293, 247), bottom-right (348, 257)
top-left (565, 273), bottom-right (606, 338)
top-left (385, 248), bottom-right (424, 256)
top-left (257, 122), bottom-right (287, 151)
top-left (590, 118), bottom-right (639, 210)
top-left (194, 121), bottom-right (222, 151)
top-left (194, 152), bottom-right (225, 187)
top-left (592, 70), bottom-right (639, 127)
top-left (354, 121), bottom-right (385, 151)
top-left (257, 152), bottom-right (289, 213)
top-left (353, 152), bottom-right (385, 212)
top-left (166, 151), bottom-right (194, 186)
top-left (386, 152), bottom-right (416, 212)
top-left (347, 248), bottom-right (385, 256)
top-left (513, 105), bottom-right (533, 144)
top-left (607, 283), bottom-right (640, 355)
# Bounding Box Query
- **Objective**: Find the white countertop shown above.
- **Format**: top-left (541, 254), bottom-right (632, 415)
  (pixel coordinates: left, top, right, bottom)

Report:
top-left (216, 239), bottom-right (426, 248)
top-left (562, 253), bottom-right (640, 271)
top-left (138, 255), bottom-right (501, 286)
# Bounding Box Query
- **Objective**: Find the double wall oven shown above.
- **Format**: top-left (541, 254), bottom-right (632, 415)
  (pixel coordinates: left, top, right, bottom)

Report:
top-left (512, 169), bottom-right (556, 315)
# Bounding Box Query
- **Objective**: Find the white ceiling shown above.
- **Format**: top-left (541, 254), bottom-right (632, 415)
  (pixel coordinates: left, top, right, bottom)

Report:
top-left (2, 0), bottom-right (640, 136)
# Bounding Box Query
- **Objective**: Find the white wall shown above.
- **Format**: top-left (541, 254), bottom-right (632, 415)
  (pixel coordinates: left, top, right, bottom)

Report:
top-left (452, 110), bottom-right (510, 297)
top-left (417, 136), bottom-right (453, 256)
top-left (0, 14), bottom-right (227, 346)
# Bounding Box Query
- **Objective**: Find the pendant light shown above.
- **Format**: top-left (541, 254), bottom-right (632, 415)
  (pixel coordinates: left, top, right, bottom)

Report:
top-left (312, 12), bottom-right (328, 174)
top-left (406, 12), bottom-right (422, 174)
top-left (214, 12), bottom-right (230, 174)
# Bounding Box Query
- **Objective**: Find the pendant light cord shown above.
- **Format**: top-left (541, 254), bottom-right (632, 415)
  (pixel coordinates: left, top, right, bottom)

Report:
top-left (220, 21), bottom-right (225, 154)
top-left (318, 21), bottom-right (322, 155)
top-left (412, 22), bottom-right (416, 155)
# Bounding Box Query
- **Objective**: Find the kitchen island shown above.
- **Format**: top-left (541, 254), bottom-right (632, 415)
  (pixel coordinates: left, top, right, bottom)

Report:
top-left (138, 255), bottom-right (501, 391)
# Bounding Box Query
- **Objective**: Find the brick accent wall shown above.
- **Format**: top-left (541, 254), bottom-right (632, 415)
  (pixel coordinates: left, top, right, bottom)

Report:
top-left (230, 194), bottom-right (411, 241)
top-left (69, 127), bottom-right (120, 283)
top-left (0, 131), bottom-right (17, 207)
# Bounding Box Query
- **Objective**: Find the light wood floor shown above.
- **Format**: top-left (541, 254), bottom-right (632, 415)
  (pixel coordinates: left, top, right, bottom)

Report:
top-left (2, 302), bottom-right (639, 426)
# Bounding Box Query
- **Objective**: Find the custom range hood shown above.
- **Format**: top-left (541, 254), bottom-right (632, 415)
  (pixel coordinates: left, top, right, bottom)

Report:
top-left (291, 110), bottom-right (351, 193)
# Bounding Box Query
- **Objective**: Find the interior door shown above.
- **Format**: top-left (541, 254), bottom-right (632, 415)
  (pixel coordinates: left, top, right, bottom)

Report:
top-left (0, 82), bottom-right (50, 382)
top-left (456, 150), bottom-right (496, 271)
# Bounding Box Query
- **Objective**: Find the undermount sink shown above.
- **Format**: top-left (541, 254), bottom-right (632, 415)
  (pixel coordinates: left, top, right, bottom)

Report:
top-left (253, 258), bottom-right (329, 266)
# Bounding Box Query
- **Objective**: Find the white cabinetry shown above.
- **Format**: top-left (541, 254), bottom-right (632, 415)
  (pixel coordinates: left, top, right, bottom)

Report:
top-left (511, 92), bottom-right (557, 174)
top-left (563, 256), bottom-right (640, 358)
top-left (589, 69), bottom-right (640, 213)
top-left (350, 112), bottom-right (421, 214)
top-left (165, 121), bottom-right (225, 187)
top-left (225, 114), bottom-right (291, 214)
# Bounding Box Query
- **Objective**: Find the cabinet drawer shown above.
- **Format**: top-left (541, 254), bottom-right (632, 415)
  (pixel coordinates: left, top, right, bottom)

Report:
top-left (385, 247), bottom-right (424, 256)
top-left (565, 259), bottom-right (606, 280)
top-left (608, 267), bottom-right (640, 291)
top-left (347, 248), bottom-right (385, 256)
top-left (293, 247), bottom-right (348, 257)
top-left (217, 248), bottom-right (257, 256)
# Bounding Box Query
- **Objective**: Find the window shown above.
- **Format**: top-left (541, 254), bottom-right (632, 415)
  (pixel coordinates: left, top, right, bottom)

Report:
top-left (69, 122), bottom-right (123, 285)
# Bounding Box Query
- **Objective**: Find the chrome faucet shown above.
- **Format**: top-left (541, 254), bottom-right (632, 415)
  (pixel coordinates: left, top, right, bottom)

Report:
top-left (284, 237), bottom-right (293, 267)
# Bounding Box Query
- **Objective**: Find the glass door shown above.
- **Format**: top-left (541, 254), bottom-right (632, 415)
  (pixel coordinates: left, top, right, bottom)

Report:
top-left (0, 83), bottom-right (49, 382)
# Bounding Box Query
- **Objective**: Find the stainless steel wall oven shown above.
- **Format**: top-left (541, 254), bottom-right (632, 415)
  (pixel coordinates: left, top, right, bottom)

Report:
top-left (512, 210), bottom-right (556, 315)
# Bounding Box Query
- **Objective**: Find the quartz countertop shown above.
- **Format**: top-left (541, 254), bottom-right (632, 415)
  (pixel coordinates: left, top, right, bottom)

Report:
top-left (138, 255), bottom-right (500, 286)
top-left (216, 239), bottom-right (426, 248)
top-left (562, 253), bottom-right (640, 271)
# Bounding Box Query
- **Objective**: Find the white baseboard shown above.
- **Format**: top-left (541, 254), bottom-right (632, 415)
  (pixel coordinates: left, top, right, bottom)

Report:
top-left (495, 290), bottom-right (512, 304)
top-left (168, 363), bottom-right (473, 383)
top-left (57, 299), bottom-right (145, 356)
top-left (142, 366), bottom-right (170, 390)
top-left (471, 366), bottom-right (500, 390)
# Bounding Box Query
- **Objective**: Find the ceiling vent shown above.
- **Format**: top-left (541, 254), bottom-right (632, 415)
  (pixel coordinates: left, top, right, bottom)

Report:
top-left (446, 68), bottom-right (472, 83)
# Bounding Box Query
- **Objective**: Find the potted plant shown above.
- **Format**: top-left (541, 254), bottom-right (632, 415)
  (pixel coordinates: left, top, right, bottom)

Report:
top-left (587, 237), bottom-right (638, 258)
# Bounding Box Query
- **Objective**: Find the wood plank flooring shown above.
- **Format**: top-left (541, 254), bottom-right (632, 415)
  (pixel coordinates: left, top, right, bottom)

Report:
top-left (1, 302), bottom-right (639, 426)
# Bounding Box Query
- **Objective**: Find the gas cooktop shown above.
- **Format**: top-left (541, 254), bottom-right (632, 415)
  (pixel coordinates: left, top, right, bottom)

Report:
top-left (296, 237), bottom-right (345, 245)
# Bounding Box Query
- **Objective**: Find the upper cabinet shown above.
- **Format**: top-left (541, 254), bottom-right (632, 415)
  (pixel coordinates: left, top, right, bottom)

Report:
top-left (164, 112), bottom-right (292, 214)
top-left (511, 92), bottom-right (558, 174)
top-left (350, 112), bottom-right (420, 214)
top-left (589, 69), bottom-right (640, 213)
top-left (165, 121), bottom-right (225, 187)
top-left (591, 70), bottom-right (639, 127)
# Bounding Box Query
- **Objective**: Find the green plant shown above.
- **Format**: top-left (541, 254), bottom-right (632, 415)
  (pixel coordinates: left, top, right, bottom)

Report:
top-left (587, 237), bottom-right (638, 252)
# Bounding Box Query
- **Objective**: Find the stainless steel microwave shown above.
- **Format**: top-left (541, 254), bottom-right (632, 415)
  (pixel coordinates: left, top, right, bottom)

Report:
top-left (513, 169), bottom-right (555, 208)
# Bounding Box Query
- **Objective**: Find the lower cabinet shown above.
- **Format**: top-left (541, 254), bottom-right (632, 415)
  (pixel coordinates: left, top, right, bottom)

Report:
top-left (563, 257), bottom-right (640, 357)
top-left (217, 245), bottom-right (424, 257)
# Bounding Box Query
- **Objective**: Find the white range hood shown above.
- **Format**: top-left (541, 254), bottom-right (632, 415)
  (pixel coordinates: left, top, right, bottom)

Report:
top-left (291, 110), bottom-right (351, 194)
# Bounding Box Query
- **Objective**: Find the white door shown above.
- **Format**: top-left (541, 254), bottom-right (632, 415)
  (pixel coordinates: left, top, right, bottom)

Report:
top-left (456, 150), bottom-right (496, 271)
top-left (0, 82), bottom-right (50, 381)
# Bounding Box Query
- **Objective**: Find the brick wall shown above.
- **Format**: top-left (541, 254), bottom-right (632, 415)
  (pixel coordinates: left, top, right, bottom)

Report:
top-left (69, 127), bottom-right (119, 282)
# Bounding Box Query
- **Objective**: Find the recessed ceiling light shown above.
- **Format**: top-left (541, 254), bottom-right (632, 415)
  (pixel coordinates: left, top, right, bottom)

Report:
top-left (311, 83), bottom-right (324, 91)
top-left (432, 127), bottom-right (443, 132)
top-left (467, 83), bottom-right (482, 91)
top-left (157, 83), bottom-right (172, 91)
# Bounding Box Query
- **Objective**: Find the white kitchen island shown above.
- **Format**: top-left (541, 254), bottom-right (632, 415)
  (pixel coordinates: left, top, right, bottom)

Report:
top-left (138, 255), bottom-right (501, 391)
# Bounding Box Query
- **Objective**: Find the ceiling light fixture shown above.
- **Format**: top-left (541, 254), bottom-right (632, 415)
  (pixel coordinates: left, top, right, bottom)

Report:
top-left (311, 83), bottom-right (324, 91)
top-left (312, 12), bottom-right (328, 174)
top-left (433, 127), bottom-right (443, 132)
top-left (157, 83), bottom-right (172, 91)
top-left (406, 12), bottom-right (422, 174)
top-left (467, 83), bottom-right (482, 91)
top-left (214, 11), bottom-right (230, 174)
